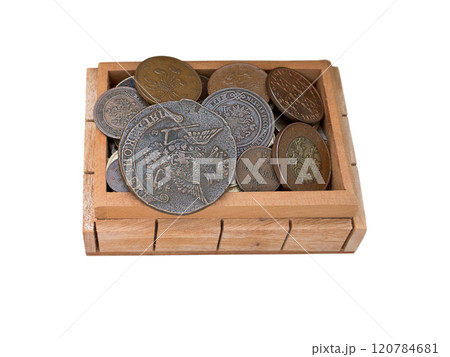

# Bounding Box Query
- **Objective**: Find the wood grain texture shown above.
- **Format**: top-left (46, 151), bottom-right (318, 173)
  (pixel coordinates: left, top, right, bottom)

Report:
top-left (84, 121), bottom-right (96, 174)
top-left (85, 68), bottom-right (98, 121)
top-left (343, 166), bottom-right (367, 252)
top-left (96, 219), bottom-right (155, 253)
top-left (220, 218), bottom-right (289, 251)
top-left (331, 67), bottom-right (356, 165)
top-left (83, 174), bottom-right (97, 254)
top-left (155, 219), bottom-right (221, 252)
top-left (283, 218), bottom-right (352, 252)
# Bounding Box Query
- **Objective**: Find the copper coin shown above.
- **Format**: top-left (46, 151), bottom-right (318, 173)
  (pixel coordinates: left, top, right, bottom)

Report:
top-left (198, 75), bottom-right (209, 103)
top-left (106, 157), bottom-right (129, 192)
top-left (116, 76), bottom-right (136, 89)
top-left (272, 122), bottom-right (330, 191)
top-left (267, 67), bottom-right (324, 124)
top-left (236, 146), bottom-right (280, 192)
top-left (202, 88), bottom-right (274, 156)
top-left (118, 99), bottom-right (237, 215)
top-left (135, 56), bottom-right (202, 104)
top-left (208, 63), bottom-right (269, 102)
top-left (94, 87), bottom-right (148, 139)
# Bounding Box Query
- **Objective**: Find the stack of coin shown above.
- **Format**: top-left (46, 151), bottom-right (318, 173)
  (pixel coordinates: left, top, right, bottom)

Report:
top-left (93, 56), bottom-right (333, 214)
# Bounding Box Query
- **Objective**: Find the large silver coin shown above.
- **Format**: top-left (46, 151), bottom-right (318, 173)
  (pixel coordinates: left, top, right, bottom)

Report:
top-left (94, 87), bottom-right (148, 139)
top-left (202, 88), bottom-right (274, 156)
top-left (119, 99), bottom-right (237, 215)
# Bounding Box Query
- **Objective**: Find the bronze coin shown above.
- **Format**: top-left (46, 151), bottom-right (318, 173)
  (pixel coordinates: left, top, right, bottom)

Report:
top-left (106, 157), bottom-right (129, 192)
top-left (267, 67), bottom-right (324, 124)
top-left (272, 122), bottom-right (330, 191)
top-left (202, 88), bottom-right (274, 156)
top-left (134, 56), bottom-right (202, 104)
top-left (118, 99), bottom-right (237, 215)
top-left (198, 75), bottom-right (209, 103)
top-left (94, 87), bottom-right (148, 139)
top-left (236, 146), bottom-right (280, 192)
top-left (208, 63), bottom-right (269, 102)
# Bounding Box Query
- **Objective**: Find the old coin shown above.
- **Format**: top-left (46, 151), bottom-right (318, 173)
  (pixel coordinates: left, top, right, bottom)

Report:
top-left (134, 56), bottom-right (202, 104)
top-left (106, 156), bottom-right (129, 192)
top-left (198, 75), bottom-right (209, 103)
top-left (106, 151), bottom-right (118, 170)
top-left (119, 99), bottom-right (237, 215)
top-left (116, 76), bottom-right (136, 89)
top-left (208, 63), bottom-right (270, 102)
top-left (236, 146), bottom-right (280, 192)
top-left (267, 67), bottom-right (324, 124)
top-left (202, 88), bottom-right (274, 156)
top-left (272, 122), bottom-right (330, 191)
top-left (227, 185), bottom-right (242, 192)
top-left (94, 87), bottom-right (148, 139)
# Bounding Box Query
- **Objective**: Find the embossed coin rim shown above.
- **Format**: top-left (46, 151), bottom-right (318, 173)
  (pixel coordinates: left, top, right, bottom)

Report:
top-left (266, 67), bottom-right (324, 124)
top-left (272, 122), bottom-right (331, 191)
top-left (202, 87), bottom-right (275, 156)
top-left (118, 99), bottom-right (237, 215)
top-left (94, 87), bottom-right (148, 139)
top-left (135, 56), bottom-right (202, 104)
top-left (236, 146), bottom-right (280, 192)
top-left (207, 62), bottom-right (270, 102)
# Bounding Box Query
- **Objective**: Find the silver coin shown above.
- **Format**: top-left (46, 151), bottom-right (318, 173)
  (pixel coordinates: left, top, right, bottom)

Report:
top-left (202, 88), bottom-right (275, 156)
top-left (116, 76), bottom-right (136, 89)
top-left (118, 99), bottom-right (237, 215)
top-left (106, 158), bottom-right (129, 192)
top-left (94, 87), bottom-right (148, 139)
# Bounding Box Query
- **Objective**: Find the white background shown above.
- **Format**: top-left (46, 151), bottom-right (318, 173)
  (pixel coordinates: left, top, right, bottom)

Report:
top-left (1, 0), bottom-right (449, 356)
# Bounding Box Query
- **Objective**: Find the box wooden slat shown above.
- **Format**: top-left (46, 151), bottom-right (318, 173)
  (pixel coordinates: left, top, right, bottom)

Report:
top-left (97, 219), bottom-right (155, 254)
top-left (155, 219), bottom-right (221, 252)
top-left (220, 218), bottom-right (289, 252)
top-left (283, 218), bottom-right (352, 252)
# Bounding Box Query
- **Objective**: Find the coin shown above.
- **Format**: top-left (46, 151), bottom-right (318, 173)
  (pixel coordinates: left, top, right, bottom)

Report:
top-left (236, 146), bottom-right (280, 192)
top-left (106, 157), bottom-right (129, 192)
top-left (202, 88), bottom-right (275, 157)
top-left (106, 151), bottom-right (118, 170)
top-left (118, 99), bottom-right (237, 215)
top-left (198, 75), bottom-right (209, 103)
top-left (268, 133), bottom-right (276, 147)
top-left (272, 122), bottom-right (331, 191)
top-left (208, 63), bottom-right (270, 102)
top-left (135, 56), bottom-right (202, 104)
top-left (94, 87), bottom-right (148, 139)
top-left (267, 67), bottom-right (324, 124)
top-left (116, 76), bottom-right (136, 89)
top-left (227, 185), bottom-right (242, 192)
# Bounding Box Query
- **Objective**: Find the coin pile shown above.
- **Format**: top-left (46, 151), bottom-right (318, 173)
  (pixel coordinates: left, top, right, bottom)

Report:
top-left (93, 56), bottom-right (331, 215)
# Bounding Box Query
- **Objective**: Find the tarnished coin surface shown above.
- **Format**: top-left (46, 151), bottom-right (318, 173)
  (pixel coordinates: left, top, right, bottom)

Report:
top-left (116, 76), bottom-right (136, 89)
top-left (135, 56), bottom-right (202, 104)
top-left (106, 157), bottom-right (129, 192)
top-left (198, 75), bottom-right (209, 103)
top-left (208, 63), bottom-right (269, 102)
top-left (94, 87), bottom-right (148, 139)
top-left (202, 88), bottom-right (274, 156)
top-left (272, 122), bottom-right (330, 191)
top-left (119, 99), bottom-right (237, 215)
top-left (267, 67), bottom-right (324, 124)
top-left (236, 146), bottom-right (280, 192)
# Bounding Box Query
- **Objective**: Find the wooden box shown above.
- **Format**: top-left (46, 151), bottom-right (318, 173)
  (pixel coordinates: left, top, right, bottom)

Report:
top-left (83, 60), bottom-right (366, 255)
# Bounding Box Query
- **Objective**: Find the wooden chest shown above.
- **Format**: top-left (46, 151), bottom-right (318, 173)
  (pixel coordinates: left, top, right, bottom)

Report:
top-left (83, 60), bottom-right (366, 255)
